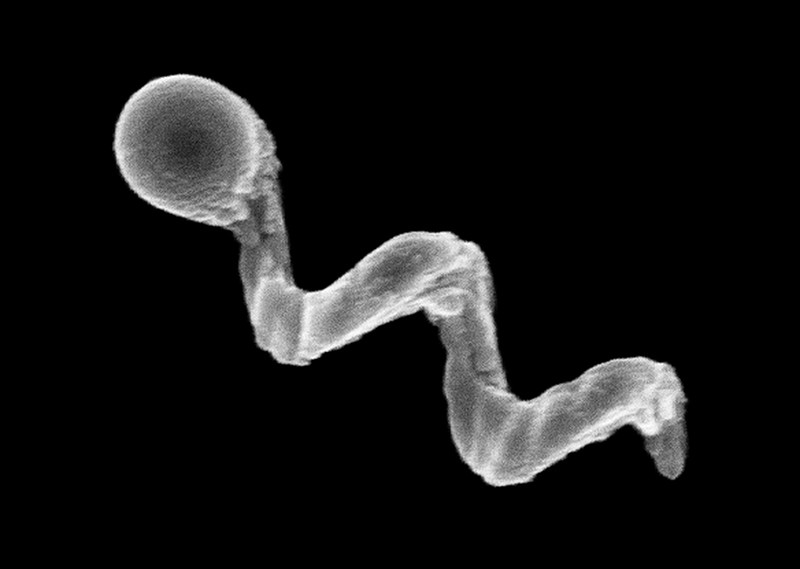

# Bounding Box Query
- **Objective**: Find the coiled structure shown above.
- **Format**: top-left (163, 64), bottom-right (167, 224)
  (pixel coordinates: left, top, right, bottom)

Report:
top-left (114, 75), bottom-right (688, 487)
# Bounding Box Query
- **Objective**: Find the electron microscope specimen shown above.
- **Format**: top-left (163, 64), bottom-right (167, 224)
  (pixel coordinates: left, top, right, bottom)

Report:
top-left (113, 74), bottom-right (688, 486)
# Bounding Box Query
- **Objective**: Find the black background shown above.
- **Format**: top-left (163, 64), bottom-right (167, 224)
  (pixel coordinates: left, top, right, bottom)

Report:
top-left (36, 17), bottom-right (742, 552)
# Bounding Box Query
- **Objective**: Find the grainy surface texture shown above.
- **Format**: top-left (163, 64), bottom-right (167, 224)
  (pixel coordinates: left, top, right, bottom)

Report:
top-left (113, 75), bottom-right (689, 487)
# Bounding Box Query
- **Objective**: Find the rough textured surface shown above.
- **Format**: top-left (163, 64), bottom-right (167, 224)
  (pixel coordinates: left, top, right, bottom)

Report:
top-left (115, 75), bottom-right (689, 487)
